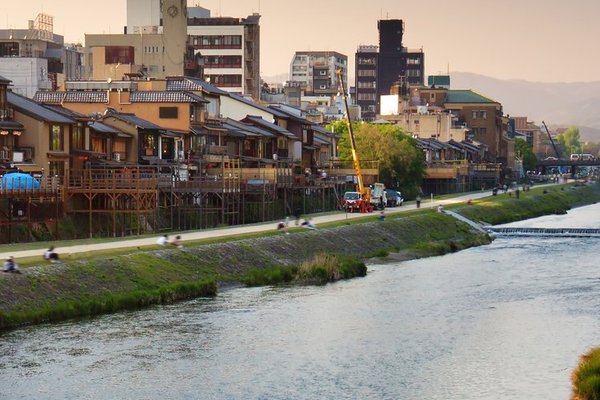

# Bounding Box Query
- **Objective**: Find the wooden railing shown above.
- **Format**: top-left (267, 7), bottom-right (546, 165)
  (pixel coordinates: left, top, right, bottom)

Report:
top-left (0, 176), bottom-right (61, 198)
top-left (68, 169), bottom-right (159, 190)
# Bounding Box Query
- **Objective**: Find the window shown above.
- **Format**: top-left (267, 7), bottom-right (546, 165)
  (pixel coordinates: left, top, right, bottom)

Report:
top-left (198, 35), bottom-right (242, 49)
top-left (142, 133), bottom-right (157, 156)
top-left (48, 161), bottom-right (64, 177)
top-left (358, 69), bottom-right (376, 77)
top-left (472, 111), bottom-right (478, 119)
top-left (319, 70), bottom-right (327, 75)
top-left (358, 81), bottom-right (376, 89)
top-left (105, 46), bottom-right (134, 64)
top-left (407, 58), bottom-right (421, 65)
top-left (480, 111), bottom-right (487, 119)
top-left (49, 125), bottom-right (64, 151)
top-left (159, 107), bottom-right (178, 119)
top-left (71, 122), bottom-right (84, 150)
top-left (357, 93), bottom-right (376, 101)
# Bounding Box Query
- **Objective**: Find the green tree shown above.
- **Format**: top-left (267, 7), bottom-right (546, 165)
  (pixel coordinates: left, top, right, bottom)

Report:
top-left (514, 138), bottom-right (537, 172)
top-left (330, 121), bottom-right (425, 197)
top-left (556, 127), bottom-right (582, 156)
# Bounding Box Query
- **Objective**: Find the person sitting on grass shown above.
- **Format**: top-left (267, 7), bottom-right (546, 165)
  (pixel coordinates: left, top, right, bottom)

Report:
top-left (156, 234), bottom-right (169, 246)
top-left (170, 235), bottom-right (183, 249)
top-left (301, 218), bottom-right (316, 230)
top-left (43, 246), bottom-right (60, 263)
top-left (3, 256), bottom-right (21, 274)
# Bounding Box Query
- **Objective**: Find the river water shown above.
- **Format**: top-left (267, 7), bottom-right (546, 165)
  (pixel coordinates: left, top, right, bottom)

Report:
top-left (2, 204), bottom-right (600, 399)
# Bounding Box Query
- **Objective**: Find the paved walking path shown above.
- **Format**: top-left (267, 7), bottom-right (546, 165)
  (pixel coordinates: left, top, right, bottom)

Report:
top-left (0, 185), bottom-right (557, 261)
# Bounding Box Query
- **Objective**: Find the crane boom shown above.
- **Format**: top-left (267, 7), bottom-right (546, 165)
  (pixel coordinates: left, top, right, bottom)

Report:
top-left (541, 121), bottom-right (561, 159)
top-left (336, 69), bottom-right (368, 201)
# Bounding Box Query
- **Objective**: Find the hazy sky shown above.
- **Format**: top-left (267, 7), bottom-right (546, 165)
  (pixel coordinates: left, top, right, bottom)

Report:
top-left (3, 0), bottom-right (599, 83)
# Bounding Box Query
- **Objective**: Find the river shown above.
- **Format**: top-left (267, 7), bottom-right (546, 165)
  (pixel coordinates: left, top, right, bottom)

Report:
top-left (2, 204), bottom-right (600, 399)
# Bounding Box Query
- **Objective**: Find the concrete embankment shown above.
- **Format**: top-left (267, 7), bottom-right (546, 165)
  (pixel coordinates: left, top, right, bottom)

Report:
top-left (0, 182), bottom-right (598, 331)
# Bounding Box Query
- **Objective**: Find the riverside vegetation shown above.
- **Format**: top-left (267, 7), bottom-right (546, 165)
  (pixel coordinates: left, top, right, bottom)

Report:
top-left (1, 182), bottom-right (599, 336)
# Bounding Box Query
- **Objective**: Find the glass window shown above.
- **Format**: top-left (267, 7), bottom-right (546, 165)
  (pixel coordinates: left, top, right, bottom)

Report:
top-left (50, 125), bottom-right (64, 151)
top-left (71, 122), bottom-right (84, 150)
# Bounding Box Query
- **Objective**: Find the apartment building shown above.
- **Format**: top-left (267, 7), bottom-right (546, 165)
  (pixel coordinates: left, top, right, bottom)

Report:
top-left (85, 0), bottom-right (260, 99)
top-left (187, 13), bottom-right (261, 99)
top-left (355, 20), bottom-right (425, 121)
top-left (289, 51), bottom-right (347, 97)
top-left (0, 13), bottom-right (84, 97)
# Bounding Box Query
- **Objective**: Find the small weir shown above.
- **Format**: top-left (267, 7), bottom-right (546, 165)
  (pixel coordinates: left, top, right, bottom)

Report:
top-left (485, 227), bottom-right (600, 237)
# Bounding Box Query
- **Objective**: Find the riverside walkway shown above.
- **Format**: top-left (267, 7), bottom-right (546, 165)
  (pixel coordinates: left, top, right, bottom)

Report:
top-left (0, 183), bottom-right (565, 261)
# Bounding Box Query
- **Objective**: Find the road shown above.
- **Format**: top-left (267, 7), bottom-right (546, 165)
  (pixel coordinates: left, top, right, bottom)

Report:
top-left (0, 187), bottom-right (545, 261)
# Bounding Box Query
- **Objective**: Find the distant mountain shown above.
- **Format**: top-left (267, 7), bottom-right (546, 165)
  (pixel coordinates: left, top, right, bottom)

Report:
top-left (450, 72), bottom-right (600, 141)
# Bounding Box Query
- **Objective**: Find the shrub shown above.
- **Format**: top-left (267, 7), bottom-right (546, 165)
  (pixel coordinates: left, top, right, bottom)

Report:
top-left (573, 347), bottom-right (600, 400)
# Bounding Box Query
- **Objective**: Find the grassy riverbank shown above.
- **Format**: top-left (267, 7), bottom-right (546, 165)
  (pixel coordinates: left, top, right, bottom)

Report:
top-left (0, 182), bottom-right (598, 332)
top-left (572, 347), bottom-right (600, 400)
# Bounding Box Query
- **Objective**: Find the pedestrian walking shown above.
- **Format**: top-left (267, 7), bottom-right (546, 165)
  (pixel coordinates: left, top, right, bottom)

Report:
top-left (416, 195), bottom-right (421, 209)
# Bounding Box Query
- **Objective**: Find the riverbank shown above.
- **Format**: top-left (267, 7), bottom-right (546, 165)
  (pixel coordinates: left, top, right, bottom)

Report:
top-left (1, 182), bottom-right (598, 332)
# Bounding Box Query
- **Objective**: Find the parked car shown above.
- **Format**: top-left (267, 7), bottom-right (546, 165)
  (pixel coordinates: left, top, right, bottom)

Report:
top-left (384, 189), bottom-right (404, 207)
top-left (342, 191), bottom-right (362, 212)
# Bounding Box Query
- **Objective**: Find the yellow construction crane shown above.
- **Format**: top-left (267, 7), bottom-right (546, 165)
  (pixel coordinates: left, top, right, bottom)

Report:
top-left (336, 69), bottom-right (373, 212)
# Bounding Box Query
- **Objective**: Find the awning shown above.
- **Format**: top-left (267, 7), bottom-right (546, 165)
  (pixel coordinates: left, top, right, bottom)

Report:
top-left (11, 164), bottom-right (41, 172)
top-left (160, 130), bottom-right (183, 138)
top-left (0, 120), bottom-right (25, 130)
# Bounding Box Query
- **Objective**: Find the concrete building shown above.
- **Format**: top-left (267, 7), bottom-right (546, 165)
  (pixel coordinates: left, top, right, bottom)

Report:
top-left (289, 51), bottom-right (347, 97)
top-left (355, 20), bottom-right (424, 121)
top-left (85, 0), bottom-right (188, 81)
top-left (0, 13), bottom-right (83, 97)
top-left (187, 14), bottom-right (261, 99)
top-left (86, 0), bottom-right (260, 99)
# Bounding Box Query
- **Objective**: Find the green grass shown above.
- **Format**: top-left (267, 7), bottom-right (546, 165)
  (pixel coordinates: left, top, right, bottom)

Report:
top-left (1, 182), bottom-right (598, 333)
top-left (573, 347), bottom-right (600, 400)
top-left (0, 279), bottom-right (217, 330)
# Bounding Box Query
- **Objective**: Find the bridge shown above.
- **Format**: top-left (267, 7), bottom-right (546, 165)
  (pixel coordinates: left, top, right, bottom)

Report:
top-left (536, 159), bottom-right (600, 175)
top-left (485, 227), bottom-right (600, 238)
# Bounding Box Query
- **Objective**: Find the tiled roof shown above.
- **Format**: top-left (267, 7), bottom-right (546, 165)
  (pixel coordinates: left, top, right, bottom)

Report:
top-left (130, 91), bottom-right (209, 103)
top-left (33, 91), bottom-right (65, 104)
top-left (8, 92), bottom-right (75, 124)
top-left (242, 116), bottom-right (297, 139)
top-left (227, 94), bottom-right (289, 119)
top-left (166, 77), bottom-right (228, 95)
top-left (0, 120), bottom-right (24, 130)
top-left (104, 112), bottom-right (162, 130)
top-left (44, 105), bottom-right (87, 119)
top-left (65, 92), bottom-right (108, 103)
top-left (445, 90), bottom-right (499, 104)
top-left (88, 121), bottom-right (122, 134)
top-left (267, 104), bottom-right (312, 123)
top-left (311, 124), bottom-right (332, 135)
top-left (34, 91), bottom-right (109, 104)
top-left (225, 118), bottom-right (274, 138)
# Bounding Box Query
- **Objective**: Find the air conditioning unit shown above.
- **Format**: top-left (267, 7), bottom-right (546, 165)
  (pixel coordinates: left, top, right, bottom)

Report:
top-left (113, 152), bottom-right (121, 162)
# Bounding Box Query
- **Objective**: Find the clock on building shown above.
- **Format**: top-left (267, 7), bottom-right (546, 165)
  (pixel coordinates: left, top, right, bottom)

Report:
top-left (167, 5), bottom-right (179, 18)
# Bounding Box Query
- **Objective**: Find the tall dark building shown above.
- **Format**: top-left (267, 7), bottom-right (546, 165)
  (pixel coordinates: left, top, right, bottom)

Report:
top-left (355, 19), bottom-right (424, 121)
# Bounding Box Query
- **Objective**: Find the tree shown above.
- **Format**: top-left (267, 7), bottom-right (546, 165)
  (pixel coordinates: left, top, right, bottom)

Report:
top-left (514, 138), bottom-right (537, 172)
top-left (330, 121), bottom-right (425, 197)
top-left (556, 127), bottom-right (582, 156)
